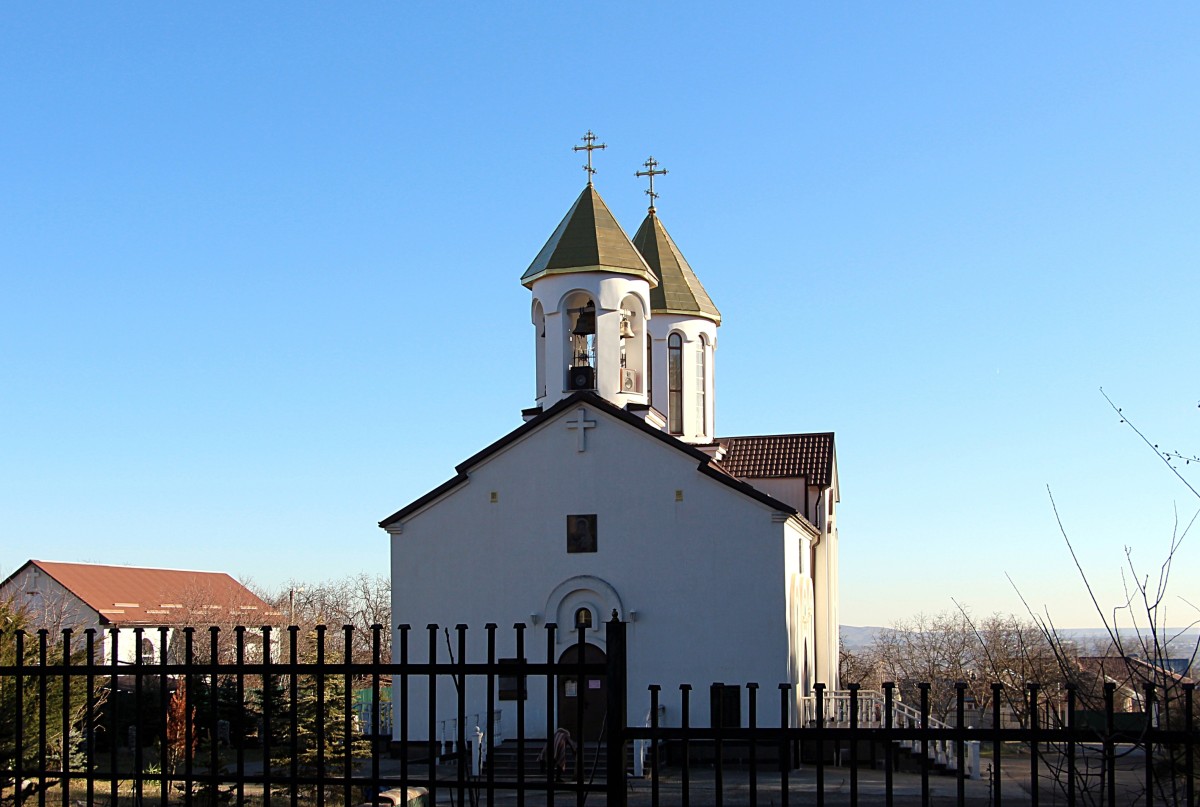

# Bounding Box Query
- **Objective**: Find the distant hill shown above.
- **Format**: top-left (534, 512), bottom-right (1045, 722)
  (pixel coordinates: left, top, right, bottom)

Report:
top-left (840, 625), bottom-right (1199, 659)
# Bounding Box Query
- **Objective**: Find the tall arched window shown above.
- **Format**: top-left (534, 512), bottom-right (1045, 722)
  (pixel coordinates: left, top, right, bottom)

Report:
top-left (646, 336), bottom-right (653, 407)
top-left (668, 333), bottom-right (683, 434)
top-left (695, 335), bottom-right (707, 436)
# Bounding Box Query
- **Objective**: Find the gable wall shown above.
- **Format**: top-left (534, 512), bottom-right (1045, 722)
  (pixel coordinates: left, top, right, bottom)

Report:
top-left (389, 405), bottom-right (794, 735)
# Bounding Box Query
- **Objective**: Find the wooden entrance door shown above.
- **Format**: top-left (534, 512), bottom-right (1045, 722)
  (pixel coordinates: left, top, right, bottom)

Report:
top-left (556, 644), bottom-right (607, 745)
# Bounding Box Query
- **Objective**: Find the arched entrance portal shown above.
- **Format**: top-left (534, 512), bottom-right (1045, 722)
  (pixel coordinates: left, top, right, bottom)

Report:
top-left (556, 644), bottom-right (607, 746)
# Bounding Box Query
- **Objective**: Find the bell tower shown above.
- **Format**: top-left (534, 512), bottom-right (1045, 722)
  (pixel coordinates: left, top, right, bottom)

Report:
top-left (630, 157), bottom-right (721, 444)
top-left (522, 133), bottom-right (658, 411)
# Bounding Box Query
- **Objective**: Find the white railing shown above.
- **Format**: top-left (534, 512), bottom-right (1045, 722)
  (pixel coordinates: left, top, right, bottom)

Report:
top-left (633, 703), bottom-right (667, 777)
top-left (437, 709), bottom-right (503, 772)
top-left (800, 690), bottom-right (981, 779)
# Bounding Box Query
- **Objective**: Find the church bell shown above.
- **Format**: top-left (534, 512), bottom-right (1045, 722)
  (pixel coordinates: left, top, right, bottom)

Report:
top-left (572, 303), bottom-right (596, 336)
top-left (619, 317), bottom-right (636, 339)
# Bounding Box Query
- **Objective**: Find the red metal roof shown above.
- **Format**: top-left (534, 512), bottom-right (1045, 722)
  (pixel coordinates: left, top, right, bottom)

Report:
top-left (19, 560), bottom-right (275, 625)
top-left (716, 433), bottom-right (836, 486)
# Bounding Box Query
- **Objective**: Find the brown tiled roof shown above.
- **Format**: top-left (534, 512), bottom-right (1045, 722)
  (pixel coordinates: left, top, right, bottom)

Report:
top-left (716, 433), bottom-right (835, 486)
top-left (14, 560), bottom-right (274, 625)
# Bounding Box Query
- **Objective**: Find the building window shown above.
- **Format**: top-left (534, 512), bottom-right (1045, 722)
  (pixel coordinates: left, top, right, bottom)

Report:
top-left (567, 514), bottom-right (597, 553)
top-left (695, 335), bottom-right (707, 435)
top-left (668, 333), bottom-right (683, 434)
top-left (574, 607), bottom-right (593, 630)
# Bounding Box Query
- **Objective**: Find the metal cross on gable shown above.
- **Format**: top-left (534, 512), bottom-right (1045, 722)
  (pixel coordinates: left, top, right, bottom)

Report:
top-left (636, 156), bottom-right (668, 212)
top-left (573, 130), bottom-right (607, 183)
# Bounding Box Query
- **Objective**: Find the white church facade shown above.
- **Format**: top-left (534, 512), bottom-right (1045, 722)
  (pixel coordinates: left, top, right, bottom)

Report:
top-left (382, 141), bottom-right (840, 744)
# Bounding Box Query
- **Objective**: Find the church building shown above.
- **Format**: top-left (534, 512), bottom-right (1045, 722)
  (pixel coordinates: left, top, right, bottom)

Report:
top-left (382, 135), bottom-right (840, 744)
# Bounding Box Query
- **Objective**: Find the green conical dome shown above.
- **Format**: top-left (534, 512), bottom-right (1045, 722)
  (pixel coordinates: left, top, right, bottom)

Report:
top-left (522, 185), bottom-right (657, 288)
top-left (632, 211), bottom-right (720, 324)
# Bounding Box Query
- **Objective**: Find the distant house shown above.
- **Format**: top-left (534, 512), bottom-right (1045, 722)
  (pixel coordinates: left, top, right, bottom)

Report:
top-left (0, 560), bottom-right (278, 664)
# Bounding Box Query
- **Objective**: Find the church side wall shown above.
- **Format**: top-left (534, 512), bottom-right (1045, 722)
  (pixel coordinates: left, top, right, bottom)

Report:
top-left (388, 406), bottom-right (792, 741)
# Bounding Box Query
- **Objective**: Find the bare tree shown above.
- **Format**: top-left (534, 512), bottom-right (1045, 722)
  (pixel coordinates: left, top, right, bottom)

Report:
top-left (265, 574), bottom-right (391, 663)
top-left (1004, 392), bottom-right (1200, 806)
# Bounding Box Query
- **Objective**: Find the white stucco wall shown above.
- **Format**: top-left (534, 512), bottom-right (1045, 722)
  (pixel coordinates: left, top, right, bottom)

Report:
top-left (388, 402), bottom-right (803, 741)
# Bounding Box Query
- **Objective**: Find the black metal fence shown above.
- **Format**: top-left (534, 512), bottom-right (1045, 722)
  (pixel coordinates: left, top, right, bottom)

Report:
top-left (2, 618), bottom-right (1197, 807)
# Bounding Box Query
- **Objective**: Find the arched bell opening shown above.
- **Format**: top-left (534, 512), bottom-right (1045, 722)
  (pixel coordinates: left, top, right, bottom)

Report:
top-left (562, 291), bottom-right (597, 391)
top-left (617, 294), bottom-right (646, 395)
top-left (532, 299), bottom-right (547, 400)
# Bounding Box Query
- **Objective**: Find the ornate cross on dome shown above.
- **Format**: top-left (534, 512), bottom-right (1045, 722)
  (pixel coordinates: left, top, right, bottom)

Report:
top-left (573, 130), bottom-right (607, 184)
top-left (636, 156), bottom-right (668, 212)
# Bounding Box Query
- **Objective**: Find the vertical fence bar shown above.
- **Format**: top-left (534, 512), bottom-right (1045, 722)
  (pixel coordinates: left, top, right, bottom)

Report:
top-left (1028, 683), bottom-right (1039, 807)
top-left (262, 625), bottom-right (273, 807)
top-left (15, 630), bottom-right (25, 807)
top-left (991, 682), bottom-right (1003, 807)
top-left (574, 624), bottom-right (585, 806)
top-left (537, 619), bottom-right (549, 802)
top-left (289, 625), bottom-right (300, 807)
top-left (159, 625), bottom-right (169, 807)
top-left (1066, 685), bottom-right (1076, 807)
top-left (86, 628), bottom-right (97, 807)
top-left (883, 682), bottom-right (894, 807)
top-left (485, 623), bottom-right (497, 807)
top-left (208, 627), bottom-right (220, 805)
top-left (815, 682), bottom-right (826, 807)
top-left (111, 628), bottom-right (121, 806)
top-left (849, 683), bottom-right (859, 807)
top-left (712, 683), bottom-right (724, 807)
top-left (515, 622), bottom-right (526, 807)
top-left (426, 624), bottom-right (438, 807)
top-left (778, 683), bottom-right (789, 807)
top-left (918, 682), bottom-right (930, 807)
top-left (58, 629), bottom-right (71, 806)
top-left (1104, 682), bottom-right (1116, 807)
top-left (649, 684), bottom-right (661, 807)
top-left (544, 622), bottom-right (556, 806)
top-left (60, 629), bottom-right (72, 807)
top-left (398, 623), bottom-right (411, 807)
top-left (518, 619), bottom-right (528, 806)
top-left (133, 627), bottom-right (144, 807)
top-left (344, 625), bottom-right (355, 807)
top-left (747, 682), bottom-right (758, 807)
top-left (955, 682), bottom-right (966, 807)
top-left (183, 627), bottom-right (194, 807)
top-left (680, 684), bottom-right (692, 807)
top-left (456, 624), bottom-right (467, 807)
top-left (1184, 683), bottom-right (1194, 807)
top-left (1144, 682), bottom-right (1155, 807)
top-left (605, 614), bottom-right (627, 807)
top-left (371, 624), bottom-right (382, 807)
top-left (37, 629), bottom-right (48, 807)
top-left (235, 625), bottom-right (246, 807)
top-left (316, 623), bottom-right (328, 807)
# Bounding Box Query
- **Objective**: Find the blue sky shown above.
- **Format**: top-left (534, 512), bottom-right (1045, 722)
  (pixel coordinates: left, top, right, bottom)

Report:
top-left (2, 4), bottom-right (1197, 628)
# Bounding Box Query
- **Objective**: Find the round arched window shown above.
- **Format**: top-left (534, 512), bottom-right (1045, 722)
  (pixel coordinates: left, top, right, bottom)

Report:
top-left (574, 607), bottom-right (593, 630)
